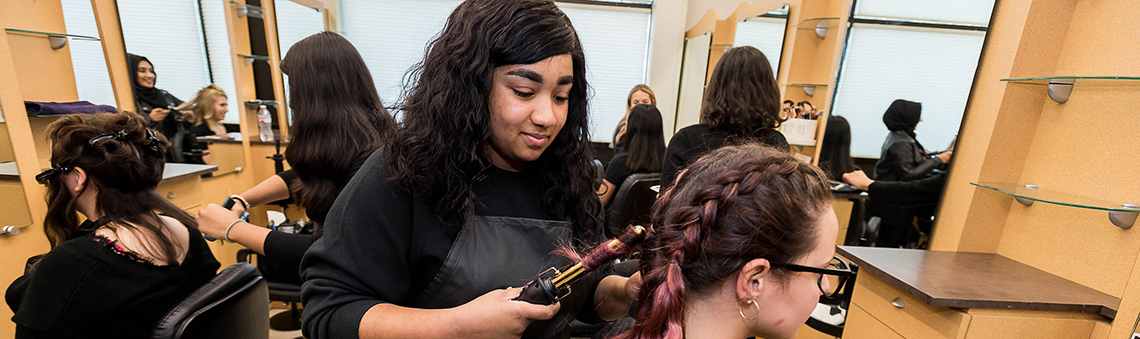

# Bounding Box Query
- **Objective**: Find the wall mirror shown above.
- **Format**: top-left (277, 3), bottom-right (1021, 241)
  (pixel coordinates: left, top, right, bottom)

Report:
top-left (114, 0), bottom-right (245, 175)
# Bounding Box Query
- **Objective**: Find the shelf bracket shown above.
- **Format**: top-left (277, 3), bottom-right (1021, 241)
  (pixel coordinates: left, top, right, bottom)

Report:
top-left (815, 20), bottom-right (828, 39)
top-left (48, 36), bottom-right (67, 50)
top-left (1109, 203), bottom-right (1139, 229)
top-left (803, 85), bottom-right (816, 97)
top-left (1047, 79), bottom-right (1074, 103)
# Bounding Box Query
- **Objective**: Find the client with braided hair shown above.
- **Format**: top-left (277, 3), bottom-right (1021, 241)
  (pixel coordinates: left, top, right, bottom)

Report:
top-left (6, 112), bottom-right (220, 338)
top-left (619, 144), bottom-right (850, 339)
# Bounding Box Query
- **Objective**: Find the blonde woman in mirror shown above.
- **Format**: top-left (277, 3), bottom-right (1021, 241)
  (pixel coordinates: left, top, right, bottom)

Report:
top-left (611, 84), bottom-right (656, 154)
top-left (176, 84), bottom-right (229, 164)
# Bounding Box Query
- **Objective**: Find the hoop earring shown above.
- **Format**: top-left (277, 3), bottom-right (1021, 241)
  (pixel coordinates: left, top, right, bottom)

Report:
top-left (738, 299), bottom-right (759, 322)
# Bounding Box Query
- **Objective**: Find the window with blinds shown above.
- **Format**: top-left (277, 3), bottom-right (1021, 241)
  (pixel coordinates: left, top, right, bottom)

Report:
top-left (339, 0), bottom-right (651, 142)
top-left (197, 0), bottom-right (240, 123)
top-left (830, 1), bottom-right (994, 158)
top-left (733, 16), bottom-right (786, 76)
top-left (60, 0), bottom-right (117, 107)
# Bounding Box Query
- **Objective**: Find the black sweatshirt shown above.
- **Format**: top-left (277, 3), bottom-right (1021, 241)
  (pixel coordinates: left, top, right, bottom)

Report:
top-left (300, 150), bottom-right (607, 339)
top-left (661, 123), bottom-right (790, 190)
top-left (5, 229), bottom-right (219, 338)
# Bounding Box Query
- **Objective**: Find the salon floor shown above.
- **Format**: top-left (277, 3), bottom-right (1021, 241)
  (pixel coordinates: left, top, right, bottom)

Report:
top-left (268, 307), bottom-right (303, 339)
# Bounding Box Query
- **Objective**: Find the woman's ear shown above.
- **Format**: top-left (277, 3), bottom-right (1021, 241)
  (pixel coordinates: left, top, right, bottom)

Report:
top-left (736, 258), bottom-right (771, 300)
top-left (71, 167), bottom-right (88, 193)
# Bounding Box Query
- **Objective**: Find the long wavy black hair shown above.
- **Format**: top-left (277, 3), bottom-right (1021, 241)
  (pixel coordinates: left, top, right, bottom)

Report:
top-left (701, 46), bottom-right (783, 133)
top-left (281, 31), bottom-right (394, 229)
top-left (620, 104), bottom-right (665, 173)
top-left (389, 0), bottom-right (600, 244)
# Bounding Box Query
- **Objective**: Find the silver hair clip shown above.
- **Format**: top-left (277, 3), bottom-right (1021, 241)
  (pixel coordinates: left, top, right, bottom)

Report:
top-left (88, 130), bottom-right (129, 146)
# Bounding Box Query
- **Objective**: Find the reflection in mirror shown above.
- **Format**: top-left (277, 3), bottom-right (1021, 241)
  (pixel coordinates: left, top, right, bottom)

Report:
top-left (115, 0), bottom-right (244, 175)
top-left (733, 4), bottom-right (788, 76)
top-left (822, 1), bottom-right (996, 249)
top-left (0, 102), bottom-right (35, 234)
top-left (274, 0), bottom-right (325, 127)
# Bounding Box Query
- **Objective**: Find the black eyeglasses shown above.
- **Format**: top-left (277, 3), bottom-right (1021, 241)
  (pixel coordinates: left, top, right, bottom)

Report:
top-left (771, 256), bottom-right (854, 298)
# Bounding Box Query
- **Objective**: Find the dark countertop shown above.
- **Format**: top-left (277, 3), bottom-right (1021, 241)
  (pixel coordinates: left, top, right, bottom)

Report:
top-left (831, 191), bottom-right (868, 200)
top-left (161, 163), bottom-right (217, 183)
top-left (837, 246), bottom-right (1120, 319)
top-left (0, 161), bottom-right (19, 180)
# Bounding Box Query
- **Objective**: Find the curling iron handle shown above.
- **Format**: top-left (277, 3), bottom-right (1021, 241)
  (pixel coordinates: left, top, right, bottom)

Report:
top-left (515, 276), bottom-right (558, 305)
top-left (204, 198), bottom-right (239, 242)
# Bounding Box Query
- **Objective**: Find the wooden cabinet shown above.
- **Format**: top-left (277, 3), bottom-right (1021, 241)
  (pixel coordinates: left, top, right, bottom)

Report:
top-left (839, 247), bottom-right (1115, 339)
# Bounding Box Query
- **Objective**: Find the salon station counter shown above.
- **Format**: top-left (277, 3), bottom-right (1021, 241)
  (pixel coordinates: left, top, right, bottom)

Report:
top-left (158, 163), bottom-right (217, 213)
top-left (838, 246), bottom-right (1117, 339)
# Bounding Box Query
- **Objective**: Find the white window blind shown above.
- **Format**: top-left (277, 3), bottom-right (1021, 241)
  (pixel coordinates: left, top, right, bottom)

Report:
top-left (831, 25), bottom-right (985, 158)
top-left (854, 0), bottom-right (994, 25)
top-left (733, 16), bottom-right (785, 75)
top-left (60, 0), bottom-right (117, 107)
top-left (116, 0), bottom-right (212, 108)
top-left (275, 0), bottom-right (326, 123)
top-left (339, 0), bottom-right (651, 141)
top-left (199, 0), bottom-right (240, 123)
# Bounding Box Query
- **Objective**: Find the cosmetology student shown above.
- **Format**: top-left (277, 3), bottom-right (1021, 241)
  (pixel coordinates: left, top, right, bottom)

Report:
top-left (195, 32), bottom-right (395, 281)
top-left (874, 99), bottom-right (951, 181)
top-left (6, 113), bottom-right (219, 338)
top-left (610, 84), bottom-right (657, 153)
top-left (300, 1), bottom-right (640, 338)
top-left (620, 144), bottom-right (848, 339)
top-left (598, 103), bottom-right (666, 206)
top-left (661, 46), bottom-right (790, 190)
top-left (128, 54), bottom-right (190, 154)
top-left (176, 84), bottom-right (230, 164)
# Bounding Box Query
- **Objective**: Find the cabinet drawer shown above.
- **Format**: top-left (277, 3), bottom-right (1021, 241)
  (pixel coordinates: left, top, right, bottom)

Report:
top-left (157, 178), bottom-right (202, 210)
top-left (850, 273), bottom-right (970, 339)
top-left (844, 304), bottom-right (904, 339)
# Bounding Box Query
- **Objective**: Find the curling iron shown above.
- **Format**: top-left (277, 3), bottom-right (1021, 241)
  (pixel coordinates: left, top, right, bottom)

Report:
top-left (204, 197), bottom-right (249, 242)
top-left (514, 225), bottom-right (648, 305)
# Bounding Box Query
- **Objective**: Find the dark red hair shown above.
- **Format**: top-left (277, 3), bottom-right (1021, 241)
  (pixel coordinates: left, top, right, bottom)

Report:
top-left (617, 144), bottom-right (831, 339)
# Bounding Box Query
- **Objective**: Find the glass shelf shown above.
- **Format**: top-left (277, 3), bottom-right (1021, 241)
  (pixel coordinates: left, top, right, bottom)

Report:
top-left (971, 182), bottom-right (1140, 212)
top-left (230, 0), bottom-right (264, 18)
top-left (794, 17), bottom-right (840, 30)
top-left (237, 54), bottom-right (270, 61)
top-left (4, 28), bottom-right (99, 41)
top-left (1000, 76), bottom-right (1140, 86)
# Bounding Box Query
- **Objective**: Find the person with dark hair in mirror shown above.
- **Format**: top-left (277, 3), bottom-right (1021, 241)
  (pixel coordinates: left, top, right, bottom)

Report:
top-left (127, 53), bottom-right (191, 161)
top-left (661, 46), bottom-right (790, 190)
top-left (299, 1), bottom-right (641, 338)
top-left (599, 103), bottom-right (665, 206)
top-left (874, 99), bottom-right (951, 181)
top-left (611, 84), bottom-right (657, 153)
top-left (195, 31), bottom-right (395, 283)
top-left (619, 144), bottom-right (849, 339)
top-left (5, 113), bottom-right (219, 338)
top-left (818, 115), bottom-right (859, 181)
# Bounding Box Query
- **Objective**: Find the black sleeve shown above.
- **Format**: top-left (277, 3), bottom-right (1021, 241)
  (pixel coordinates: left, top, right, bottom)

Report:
top-left (276, 169), bottom-right (299, 192)
top-left (605, 154), bottom-right (630, 185)
top-left (660, 131), bottom-right (692, 191)
top-left (263, 232), bottom-right (315, 278)
top-left (10, 248), bottom-right (100, 339)
top-left (867, 173), bottom-right (946, 205)
top-left (887, 142), bottom-right (941, 181)
top-left (300, 150), bottom-right (417, 339)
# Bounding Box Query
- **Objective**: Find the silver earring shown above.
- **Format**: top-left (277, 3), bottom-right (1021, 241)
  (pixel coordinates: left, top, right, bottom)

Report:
top-left (738, 299), bottom-right (759, 322)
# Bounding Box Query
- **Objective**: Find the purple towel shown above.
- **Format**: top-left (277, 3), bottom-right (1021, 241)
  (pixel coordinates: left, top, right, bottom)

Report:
top-left (24, 101), bottom-right (118, 116)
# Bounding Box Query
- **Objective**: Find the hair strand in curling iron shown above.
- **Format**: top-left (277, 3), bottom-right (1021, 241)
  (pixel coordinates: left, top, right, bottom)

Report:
top-left (515, 225), bottom-right (649, 305)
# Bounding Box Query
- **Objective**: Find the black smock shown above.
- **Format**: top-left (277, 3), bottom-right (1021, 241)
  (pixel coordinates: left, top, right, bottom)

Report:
top-left (5, 217), bottom-right (219, 338)
top-left (300, 150), bottom-right (609, 339)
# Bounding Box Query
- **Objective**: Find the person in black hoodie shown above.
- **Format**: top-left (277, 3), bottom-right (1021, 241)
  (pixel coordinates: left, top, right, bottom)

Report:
top-left (195, 31), bottom-right (395, 284)
top-left (127, 53), bottom-right (191, 162)
top-left (873, 99), bottom-right (951, 181)
top-left (6, 112), bottom-right (219, 338)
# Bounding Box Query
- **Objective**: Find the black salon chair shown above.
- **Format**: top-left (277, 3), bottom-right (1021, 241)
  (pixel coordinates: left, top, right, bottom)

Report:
top-left (237, 248), bottom-right (304, 331)
top-left (152, 263), bottom-right (269, 339)
top-left (606, 172), bottom-right (661, 237)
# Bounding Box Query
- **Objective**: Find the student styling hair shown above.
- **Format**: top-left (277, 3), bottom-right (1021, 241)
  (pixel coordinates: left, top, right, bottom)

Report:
top-left (389, 0), bottom-right (600, 243)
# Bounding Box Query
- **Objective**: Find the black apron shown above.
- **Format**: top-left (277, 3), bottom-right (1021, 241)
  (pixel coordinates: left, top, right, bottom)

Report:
top-left (412, 215), bottom-right (595, 339)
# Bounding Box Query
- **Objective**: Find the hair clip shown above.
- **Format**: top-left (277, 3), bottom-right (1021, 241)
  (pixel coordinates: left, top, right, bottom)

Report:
top-left (144, 128), bottom-right (161, 153)
top-left (88, 130), bottom-right (129, 146)
top-left (35, 162), bottom-right (73, 184)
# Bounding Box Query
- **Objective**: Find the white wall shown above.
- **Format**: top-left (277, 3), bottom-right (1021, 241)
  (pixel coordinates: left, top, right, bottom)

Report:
top-left (646, 0), bottom-right (687, 138)
top-left (686, 0), bottom-right (755, 29)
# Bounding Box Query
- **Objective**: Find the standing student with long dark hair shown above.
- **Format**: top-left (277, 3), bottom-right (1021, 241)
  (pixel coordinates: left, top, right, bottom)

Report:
top-left (620, 144), bottom-right (846, 339)
top-left (819, 115), bottom-right (859, 180)
top-left (661, 46), bottom-right (789, 190)
top-left (195, 31), bottom-right (395, 280)
top-left (300, 1), bottom-right (639, 338)
top-left (6, 113), bottom-right (219, 338)
top-left (599, 103), bottom-right (665, 206)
